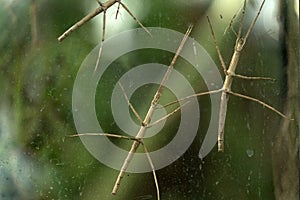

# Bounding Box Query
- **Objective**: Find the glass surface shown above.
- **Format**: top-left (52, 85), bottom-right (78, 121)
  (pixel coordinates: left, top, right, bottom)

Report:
top-left (0, 0), bottom-right (299, 199)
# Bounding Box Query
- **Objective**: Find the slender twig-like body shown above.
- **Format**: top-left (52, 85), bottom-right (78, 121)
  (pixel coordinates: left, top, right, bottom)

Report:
top-left (163, 0), bottom-right (291, 152)
top-left (59, 2), bottom-right (172, 198)
top-left (58, 0), bottom-right (151, 42)
top-left (218, 38), bottom-right (244, 151)
top-left (111, 25), bottom-right (193, 195)
top-left (58, 0), bottom-right (117, 42)
top-left (217, 0), bottom-right (266, 151)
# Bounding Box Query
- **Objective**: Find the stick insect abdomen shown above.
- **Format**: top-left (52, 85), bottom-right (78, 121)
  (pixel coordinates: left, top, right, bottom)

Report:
top-left (218, 91), bottom-right (229, 152)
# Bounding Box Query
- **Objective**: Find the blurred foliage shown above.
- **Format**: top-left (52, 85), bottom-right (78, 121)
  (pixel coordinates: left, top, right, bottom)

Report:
top-left (0, 0), bottom-right (297, 199)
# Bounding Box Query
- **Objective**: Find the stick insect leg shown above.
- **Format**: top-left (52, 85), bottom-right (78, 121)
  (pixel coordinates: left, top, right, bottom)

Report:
top-left (118, 1), bottom-right (152, 37)
top-left (68, 132), bottom-right (160, 199)
top-left (227, 90), bottom-right (292, 120)
top-left (94, 9), bottom-right (106, 73)
top-left (148, 101), bottom-right (190, 127)
top-left (115, 0), bottom-right (121, 19)
top-left (232, 73), bottom-right (275, 81)
top-left (118, 82), bottom-right (144, 125)
top-left (162, 89), bottom-right (222, 108)
top-left (223, 13), bottom-right (237, 36)
top-left (67, 133), bottom-right (139, 141)
top-left (236, 0), bottom-right (247, 39)
top-left (243, 0), bottom-right (266, 42)
top-left (206, 17), bottom-right (228, 75)
top-left (140, 141), bottom-right (160, 200)
top-left (96, 0), bottom-right (102, 6)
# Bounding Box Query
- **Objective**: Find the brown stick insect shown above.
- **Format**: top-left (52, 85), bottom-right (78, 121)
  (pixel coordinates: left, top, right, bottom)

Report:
top-left (57, 0), bottom-right (151, 73)
top-left (60, 0), bottom-right (292, 199)
top-left (68, 25), bottom-right (194, 200)
top-left (164, 0), bottom-right (292, 152)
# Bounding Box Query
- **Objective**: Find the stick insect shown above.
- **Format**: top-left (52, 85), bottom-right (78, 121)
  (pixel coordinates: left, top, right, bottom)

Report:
top-left (93, 0), bottom-right (151, 73)
top-left (165, 0), bottom-right (292, 152)
top-left (57, 0), bottom-right (151, 72)
top-left (58, 1), bottom-right (163, 199)
top-left (69, 25), bottom-right (193, 200)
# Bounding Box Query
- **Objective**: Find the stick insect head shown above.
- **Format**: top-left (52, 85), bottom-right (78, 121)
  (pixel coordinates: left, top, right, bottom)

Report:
top-left (235, 37), bottom-right (246, 52)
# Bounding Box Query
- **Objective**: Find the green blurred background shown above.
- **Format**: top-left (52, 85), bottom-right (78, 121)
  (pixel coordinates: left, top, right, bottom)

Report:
top-left (0, 0), bottom-right (298, 199)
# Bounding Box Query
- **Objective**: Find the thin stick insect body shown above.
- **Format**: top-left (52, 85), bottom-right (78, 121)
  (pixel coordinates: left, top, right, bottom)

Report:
top-left (58, 0), bottom-right (115, 42)
top-left (58, 0), bottom-right (151, 73)
top-left (58, 0), bottom-right (150, 42)
top-left (214, 1), bottom-right (255, 151)
top-left (59, 1), bottom-right (160, 198)
top-left (207, 0), bottom-right (285, 152)
top-left (60, 0), bottom-right (292, 198)
top-left (163, 0), bottom-right (291, 152)
top-left (112, 25), bottom-right (193, 196)
top-left (59, 1), bottom-right (192, 199)
top-left (68, 26), bottom-right (193, 200)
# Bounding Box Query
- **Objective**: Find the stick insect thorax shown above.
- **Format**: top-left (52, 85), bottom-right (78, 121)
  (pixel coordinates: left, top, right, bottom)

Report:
top-left (223, 38), bottom-right (245, 91)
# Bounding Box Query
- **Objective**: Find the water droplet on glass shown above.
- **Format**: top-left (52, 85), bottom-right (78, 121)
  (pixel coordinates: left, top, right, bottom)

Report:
top-left (40, 106), bottom-right (45, 112)
top-left (246, 122), bottom-right (250, 130)
top-left (193, 42), bottom-right (198, 55)
top-left (246, 149), bottom-right (254, 157)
